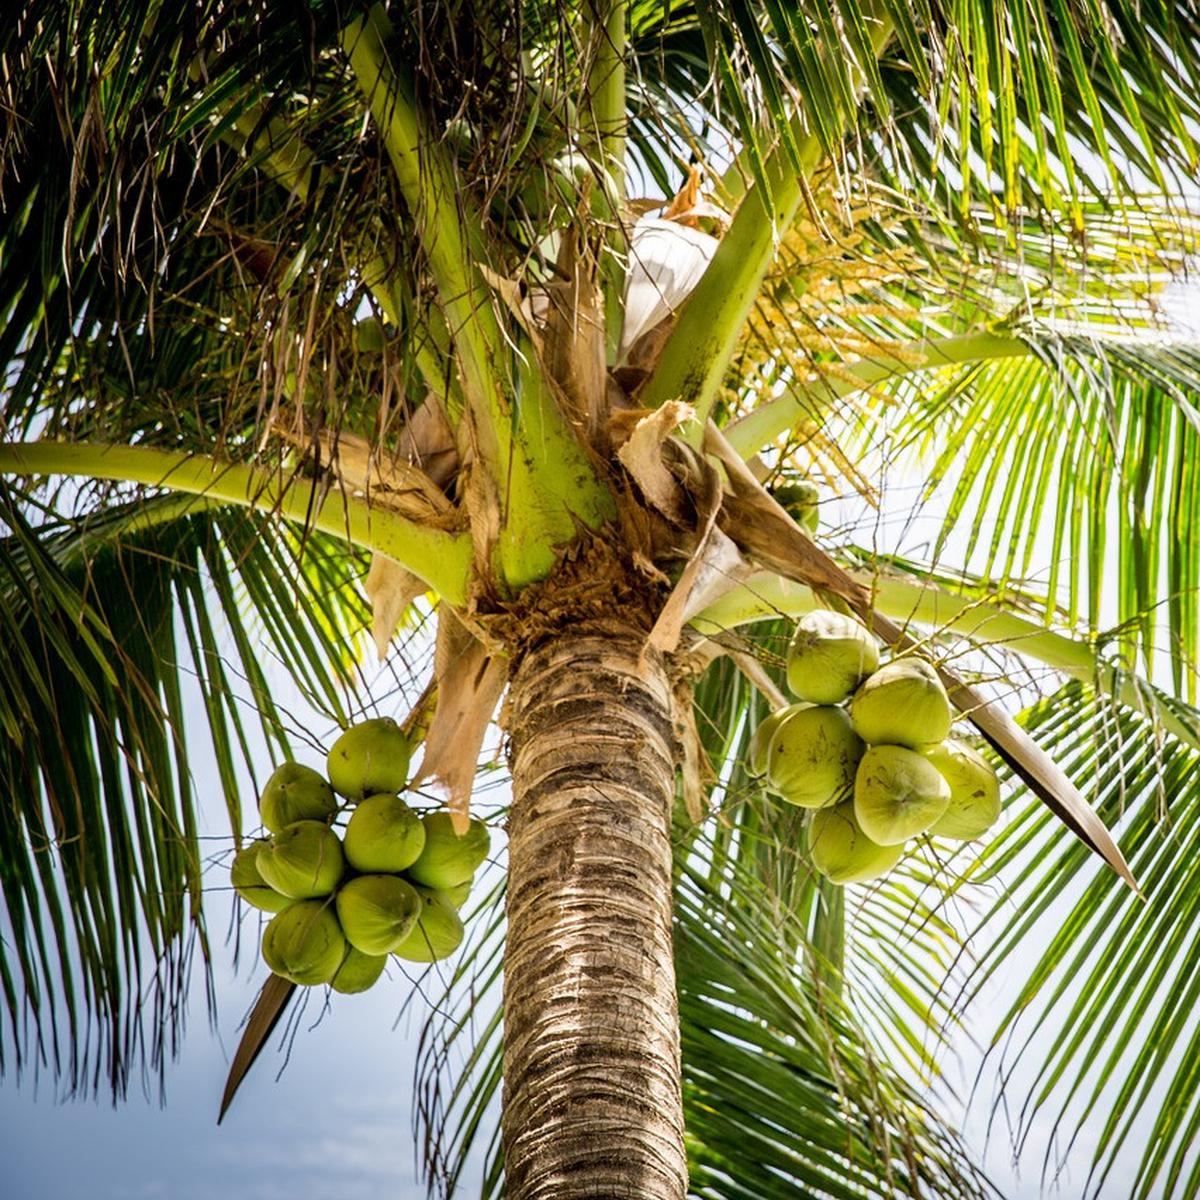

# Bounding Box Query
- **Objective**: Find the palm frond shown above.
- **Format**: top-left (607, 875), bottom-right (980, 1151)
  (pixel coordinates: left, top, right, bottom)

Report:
top-left (704, 185), bottom-right (1200, 705)
top-left (962, 679), bottom-right (1200, 1200)
top-left (864, 3), bottom-right (1200, 243)
top-left (715, 188), bottom-right (1200, 476)
top-left (0, 0), bottom-right (436, 452)
top-left (863, 336), bottom-right (1200, 704)
top-left (675, 843), bottom-right (992, 1200)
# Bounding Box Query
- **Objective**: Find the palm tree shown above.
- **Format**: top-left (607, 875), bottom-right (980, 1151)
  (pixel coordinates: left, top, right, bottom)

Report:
top-left (3, 1), bottom-right (1200, 1196)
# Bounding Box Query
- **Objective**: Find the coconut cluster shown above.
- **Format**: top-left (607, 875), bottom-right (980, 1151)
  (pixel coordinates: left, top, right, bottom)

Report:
top-left (229, 717), bottom-right (491, 992)
top-left (749, 610), bottom-right (1001, 886)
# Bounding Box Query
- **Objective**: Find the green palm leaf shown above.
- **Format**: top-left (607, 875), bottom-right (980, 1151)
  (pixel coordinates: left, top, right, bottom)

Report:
top-left (963, 679), bottom-right (1200, 1199)
top-left (875, 337), bottom-right (1200, 702)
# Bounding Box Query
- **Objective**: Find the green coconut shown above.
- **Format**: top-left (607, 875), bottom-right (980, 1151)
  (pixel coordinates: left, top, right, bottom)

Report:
top-left (746, 703), bottom-right (809, 778)
top-left (258, 762), bottom-right (337, 833)
top-left (256, 820), bottom-right (345, 899)
top-left (441, 879), bottom-right (473, 910)
top-left (230, 840), bottom-right (296, 913)
top-left (808, 801), bottom-right (905, 884)
top-left (354, 315), bottom-right (386, 354)
top-left (772, 481), bottom-right (820, 533)
top-left (786, 610), bottom-right (880, 704)
top-left (853, 744), bottom-right (951, 846)
top-left (923, 739), bottom-right (1001, 840)
top-left (261, 900), bottom-right (346, 986)
top-left (335, 874), bottom-right (422, 955)
top-left (327, 717), bottom-right (412, 800)
top-left (393, 888), bottom-right (465, 963)
top-left (766, 705), bottom-right (864, 809)
top-left (343, 793), bottom-right (426, 873)
top-left (848, 657), bottom-right (952, 748)
top-left (331, 946), bottom-right (388, 995)
top-left (406, 814), bottom-right (491, 890)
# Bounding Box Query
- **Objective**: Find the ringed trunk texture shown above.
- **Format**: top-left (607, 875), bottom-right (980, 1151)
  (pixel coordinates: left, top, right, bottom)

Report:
top-left (503, 619), bottom-right (687, 1200)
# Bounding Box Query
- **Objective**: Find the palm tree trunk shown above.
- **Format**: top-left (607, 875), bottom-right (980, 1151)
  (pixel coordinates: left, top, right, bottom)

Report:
top-left (503, 618), bottom-right (686, 1200)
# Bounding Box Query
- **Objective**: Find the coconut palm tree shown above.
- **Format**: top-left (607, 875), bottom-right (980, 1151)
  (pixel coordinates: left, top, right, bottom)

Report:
top-left (4, 2), bottom-right (1200, 1197)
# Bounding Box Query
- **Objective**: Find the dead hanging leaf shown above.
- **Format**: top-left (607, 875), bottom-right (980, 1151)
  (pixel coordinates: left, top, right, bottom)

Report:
top-left (272, 409), bottom-right (454, 523)
top-left (541, 223), bottom-right (606, 439)
top-left (646, 454), bottom-right (756, 656)
top-left (395, 393), bottom-right (459, 487)
top-left (414, 608), bottom-right (507, 833)
top-left (615, 401), bottom-right (695, 525)
top-left (648, 525), bottom-right (753, 656)
top-left (676, 692), bottom-right (708, 823)
top-left (715, 480), bottom-right (866, 601)
top-left (704, 421), bottom-right (1139, 893)
top-left (217, 973), bottom-right (295, 1124)
top-left (462, 449), bottom-right (504, 578)
top-left (365, 555), bottom-right (427, 661)
top-left (356, 393), bottom-right (459, 659)
top-left (669, 638), bottom-right (724, 822)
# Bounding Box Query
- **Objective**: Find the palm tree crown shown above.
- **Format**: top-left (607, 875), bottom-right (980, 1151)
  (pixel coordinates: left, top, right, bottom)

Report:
top-left (3, 2), bottom-right (1200, 1197)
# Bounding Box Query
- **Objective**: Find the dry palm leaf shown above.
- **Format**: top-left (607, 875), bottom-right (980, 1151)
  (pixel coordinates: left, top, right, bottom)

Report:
top-left (541, 222), bottom-right (607, 439)
top-left (365, 556), bottom-right (428, 661)
top-left (413, 608), bottom-right (507, 833)
top-left (217, 973), bottom-right (296, 1124)
top-left (272, 410), bottom-right (454, 524)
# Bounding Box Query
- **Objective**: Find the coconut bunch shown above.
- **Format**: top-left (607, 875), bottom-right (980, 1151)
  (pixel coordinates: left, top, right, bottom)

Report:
top-left (229, 717), bottom-right (492, 993)
top-left (747, 611), bottom-right (1001, 886)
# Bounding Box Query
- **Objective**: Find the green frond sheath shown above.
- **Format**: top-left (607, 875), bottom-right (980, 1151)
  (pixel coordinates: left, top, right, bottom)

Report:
top-left (227, 107), bottom-right (318, 203)
top-left (342, 7), bottom-right (613, 589)
top-left (342, 8), bottom-right (500, 425)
